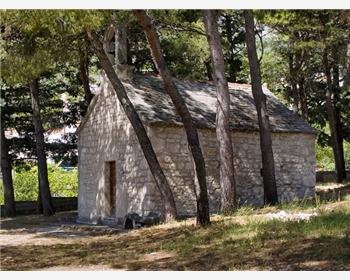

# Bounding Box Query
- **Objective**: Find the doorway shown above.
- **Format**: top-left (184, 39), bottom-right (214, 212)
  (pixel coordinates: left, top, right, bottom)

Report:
top-left (107, 161), bottom-right (116, 215)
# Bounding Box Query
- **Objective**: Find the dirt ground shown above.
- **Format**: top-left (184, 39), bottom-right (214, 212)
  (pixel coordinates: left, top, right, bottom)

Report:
top-left (1, 199), bottom-right (349, 271)
top-left (0, 211), bottom-right (127, 270)
top-left (0, 211), bottom-right (198, 271)
top-left (0, 211), bottom-right (123, 246)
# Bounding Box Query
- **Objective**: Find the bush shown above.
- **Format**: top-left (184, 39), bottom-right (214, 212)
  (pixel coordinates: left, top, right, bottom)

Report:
top-left (0, 164), bottom-right (77, 204)
top-left (316, 144), bottom-right (335, 171)
top-left (316, 141), bottom-right (350, 171)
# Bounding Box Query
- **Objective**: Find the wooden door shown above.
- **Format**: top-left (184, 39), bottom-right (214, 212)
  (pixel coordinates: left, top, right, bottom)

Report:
top-left (109, 161), bottom-right (116, 214)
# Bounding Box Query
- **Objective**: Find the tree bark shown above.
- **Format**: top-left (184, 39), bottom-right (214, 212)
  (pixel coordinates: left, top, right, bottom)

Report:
top-left (244, 10), bottom-right (278, 205)
top-left (344, 38), bottom-right (350, 88)
top-left (224, 14), bottom-right (237, 82)
top-left (203, 10), bottom-right (236, 213)
top-left (1, 125), bottom-right (16, 217)
top-left (323, 52), bottom-right (344, 182)
top-left (323, 51), bottom-right (346, 183)
top-left (298, 76), bottom-right (308, 120)
top-left (331, 49), bottom-right (346, 180)
top-left (103, 25), bottom-right (115, 64)
top-left (288, 53), bottom-right (299, 113)
top-left (114, 24), bottom-right (128, 65)
top-left (85, 27), bottom-right (177, 221)
top-left (133, 10), bottom-right (210, 226)
top-left (288, 43), bottom-right (309, 119)
top-left (205, 60), bottom-right (213, 81)
top-left (296, 49), bottom-right (308, 120)
top-left (79, 48), bottom-right (93, 107)
top-left (29, 78), bottom-right (55, 216)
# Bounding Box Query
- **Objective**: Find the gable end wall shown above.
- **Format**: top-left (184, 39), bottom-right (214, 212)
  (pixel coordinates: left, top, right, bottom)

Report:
top-left (77, 80), bottom-right (161, 223)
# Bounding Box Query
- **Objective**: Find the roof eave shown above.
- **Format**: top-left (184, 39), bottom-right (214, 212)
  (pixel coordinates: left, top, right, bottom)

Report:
top-left (76, 93), bottom-right (100, 135)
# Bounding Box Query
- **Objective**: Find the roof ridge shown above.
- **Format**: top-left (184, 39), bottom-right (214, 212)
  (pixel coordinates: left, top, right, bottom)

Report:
top-left (78, 74), bottom-right (316, 135)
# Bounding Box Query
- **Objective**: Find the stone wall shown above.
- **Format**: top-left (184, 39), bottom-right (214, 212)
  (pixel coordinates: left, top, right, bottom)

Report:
top-left (78, 78), bottom-right (316, 222)
top-left (77, 79), bottom-right (161, 223)
top-left (149, 126), bottom-right (316, 216)
top-left (77, 78), bottom-right (118, 222)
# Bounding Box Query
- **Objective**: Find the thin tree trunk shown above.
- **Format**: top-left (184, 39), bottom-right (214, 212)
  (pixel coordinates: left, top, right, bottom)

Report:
top-left (288, 53), bottom-right (299, 113)
top-left (323, 51), bottom-right (345, 183)
top-left (244, 10), bottom-right (278, 205)
top-left (79, 48), bottom-right (93, 107)
top-left (203, 10), bottom-right (236, 213)
top-left (298, 77), bottom-right (308, 120)
top-left (332, 49), bottom-right (346, 180)
top-left (133, 10), bottom-right (210, 226)
top-left (291, 82), bottom-right (299, 113)
top-left (224, 14), bottom-right (237, 82)
top-left (345, 38), bottom-right (350, 88)
top-left (343, 39), bottom-right (350, 178)
top-left (37, 190), bottom-right (43, 214)
top-left (205, 60), bottom-right (213, 81)
top-left (85, 27), bottom-right (177, 221)
top-left (114, 24), bottom-right (128, 65)
top-left (297, 50), bottom-right (308, 120)
top-left (29, 79), bottom-right (55, 216)
top-left (103, 25), bottom-right (115, 65)
top-left (1, 125), bottom-right (16, 217)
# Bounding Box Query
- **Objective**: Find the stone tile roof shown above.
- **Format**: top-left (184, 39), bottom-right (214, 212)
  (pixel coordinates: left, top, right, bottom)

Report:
top-left (120, 74), bottom-right (315, 134)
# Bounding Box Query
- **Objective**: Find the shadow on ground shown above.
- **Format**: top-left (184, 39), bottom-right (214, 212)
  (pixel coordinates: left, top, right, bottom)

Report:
top-left (0, 211), bottom-right (78, 231)
top-left (1, 207), bottom-right (350, 271)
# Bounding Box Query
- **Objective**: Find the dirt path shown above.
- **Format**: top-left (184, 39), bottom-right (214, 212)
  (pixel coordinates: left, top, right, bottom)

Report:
top-left (0, 211), bottom-right (129, 270)
top-left (0, 211), bottom-right (123, 247)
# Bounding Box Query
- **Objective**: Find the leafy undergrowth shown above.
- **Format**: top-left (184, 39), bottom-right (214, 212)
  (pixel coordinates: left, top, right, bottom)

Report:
top-left (0, 165), bottom-right (78, 204)
top-left (1, 199), bottom-right (350, 271)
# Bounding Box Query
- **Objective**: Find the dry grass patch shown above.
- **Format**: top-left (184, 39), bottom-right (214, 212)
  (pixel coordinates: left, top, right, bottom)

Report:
top-left (1, 199), bottom-right (350, 271)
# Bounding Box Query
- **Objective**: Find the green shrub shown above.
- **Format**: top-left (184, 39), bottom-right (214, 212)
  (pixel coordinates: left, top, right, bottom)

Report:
top-left (0, 164), bottom-right (77, 204)
top-left (316, 141), bottom-right (350, 171)
top-left (316, 144), bottom-right (335, 171)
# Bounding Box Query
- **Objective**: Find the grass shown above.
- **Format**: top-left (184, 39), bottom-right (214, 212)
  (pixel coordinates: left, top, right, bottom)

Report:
top-left (1, 196), bottom-right (350, 271)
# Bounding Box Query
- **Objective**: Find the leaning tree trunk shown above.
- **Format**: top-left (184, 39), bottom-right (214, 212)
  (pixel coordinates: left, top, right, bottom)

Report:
top-left (29, 79), bottom-right (55, 216)
top-left (134, 10), bottom-right (210, 226)
top-left (85, 27), bottom-right (177, 221)
top-left (79, 48), bottom-right (94, 108)
top-left (244, 10), bottom-right (278, 205)
top-left (323, 51), bottom-right (346, 183)
top-left (1, 125), bottom-right (16, 217)
top-left (203, 10), bottom-right (236, 213)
